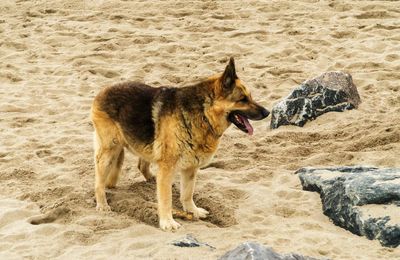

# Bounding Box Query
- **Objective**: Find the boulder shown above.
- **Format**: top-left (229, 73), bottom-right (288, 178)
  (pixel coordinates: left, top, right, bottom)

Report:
top-left (270, 71), bottom-right (361, 129)
top-left (219, 242), bottom-right (321, 260)
top-left (297, 166), bottom-right (400, 247)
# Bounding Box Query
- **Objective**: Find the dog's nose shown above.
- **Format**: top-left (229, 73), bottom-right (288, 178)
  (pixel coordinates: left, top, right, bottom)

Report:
top-left (261, 107), bottom-right (270, 119)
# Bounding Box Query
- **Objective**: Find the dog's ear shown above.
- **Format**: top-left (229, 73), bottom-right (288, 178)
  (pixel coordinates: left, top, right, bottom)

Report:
top-left (221, 57), bottom-right (237, 90)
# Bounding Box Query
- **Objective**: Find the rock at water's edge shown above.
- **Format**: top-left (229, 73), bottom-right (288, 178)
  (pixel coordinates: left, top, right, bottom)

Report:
top-left (297, 166), bottom-right (400, 248)
top-left (271, 71), bottom-right (361, 129)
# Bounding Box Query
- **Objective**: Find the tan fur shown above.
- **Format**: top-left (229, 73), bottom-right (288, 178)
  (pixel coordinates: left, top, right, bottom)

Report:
top-left (91, 58), bottom-right (269, 231)
top-left (92, 106), bottom-right (124, 211)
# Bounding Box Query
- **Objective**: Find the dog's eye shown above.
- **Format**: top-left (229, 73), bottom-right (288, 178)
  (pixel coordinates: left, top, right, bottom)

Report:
top-left (239, 96), bottom-right (248, 103)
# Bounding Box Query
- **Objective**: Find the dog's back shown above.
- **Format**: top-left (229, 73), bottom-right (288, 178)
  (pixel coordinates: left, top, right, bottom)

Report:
top-left (93, 82), bottom-right (160, 145)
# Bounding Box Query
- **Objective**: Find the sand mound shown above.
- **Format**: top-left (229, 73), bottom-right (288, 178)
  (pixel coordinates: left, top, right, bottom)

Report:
top-left (109, 180), bottom-right (240, 228)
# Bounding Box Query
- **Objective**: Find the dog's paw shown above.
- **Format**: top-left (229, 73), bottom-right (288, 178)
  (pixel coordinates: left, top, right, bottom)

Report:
top-left (191, 207), bottom-right (209, 219)
top-left (159, 218), bottom-right (181, 231)
top-left (96, 204), bottom-right (111, 212)
top-left (182, 202), bottom-right (210, 220)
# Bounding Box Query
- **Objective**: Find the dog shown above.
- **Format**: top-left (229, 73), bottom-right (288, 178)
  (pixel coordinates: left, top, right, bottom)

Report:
top-left (91, 58), bottom-right (269, 231)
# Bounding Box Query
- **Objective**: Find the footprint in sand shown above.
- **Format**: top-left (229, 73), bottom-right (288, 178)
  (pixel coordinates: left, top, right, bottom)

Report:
top-left (36, 149), bottom-right (65, 163)
top-left (88, 68), bottom-right (120, 79)
top-left (330, 31), bottom-right (356, 39)
top-left (354, 11), bottom-right (392, 19)
top-left (44, 156), bottom-right (65, 164)
top-left (10, 117), bottom-right (36, 128)
top-left (36, 149), bottom-right (52, 158)
top-left (234, 143), bottom-right (248, 149)
top-left (385, 54), bottom-right (399, 62)
top-left (29, 206), bottom-right (70, 225)
top-left (203, 158), bottom-right (251, 170)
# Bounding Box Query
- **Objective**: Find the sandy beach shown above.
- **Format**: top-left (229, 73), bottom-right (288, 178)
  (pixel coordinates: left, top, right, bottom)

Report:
top-left (0, 0), bottom-right (399, 259)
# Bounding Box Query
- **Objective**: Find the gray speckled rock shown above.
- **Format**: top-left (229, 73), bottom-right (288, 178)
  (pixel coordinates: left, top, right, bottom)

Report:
top-left (297, 166), bottom-right (400, 248)
top-left (219, 242), bottom-right (322, 260)
top-left (270, 71), bottom-right (361, 129)
top-left (172, 234), bottom-right (215, 249)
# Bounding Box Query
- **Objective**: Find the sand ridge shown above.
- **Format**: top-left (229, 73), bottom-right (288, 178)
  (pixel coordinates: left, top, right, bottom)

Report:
top-left (0, 0), bottom-right (400, 259)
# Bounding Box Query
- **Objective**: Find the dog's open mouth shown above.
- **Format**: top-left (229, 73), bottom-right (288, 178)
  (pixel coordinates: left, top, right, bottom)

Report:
top-left (228, 111), bottom-right (254, 135)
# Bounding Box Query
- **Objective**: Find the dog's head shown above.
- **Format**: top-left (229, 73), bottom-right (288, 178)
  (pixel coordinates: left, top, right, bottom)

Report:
top-left (210, 57), bottom-right (269, 135)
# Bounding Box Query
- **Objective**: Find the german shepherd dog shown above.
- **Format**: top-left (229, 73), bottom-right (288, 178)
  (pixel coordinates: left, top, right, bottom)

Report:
top-left (91, 58), bottom-right (269, 231)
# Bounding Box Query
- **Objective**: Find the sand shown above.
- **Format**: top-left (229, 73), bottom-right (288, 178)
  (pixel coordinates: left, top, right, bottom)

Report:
top-left (0, 0), bottom-right (399, 259)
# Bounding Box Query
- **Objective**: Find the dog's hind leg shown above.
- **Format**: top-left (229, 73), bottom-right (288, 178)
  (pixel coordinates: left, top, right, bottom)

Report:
top-left (138, 158), bottom-right (154, 181)
top-left (94, 130), bottom-right (123, 211)
top-left (106, 148), bottom-right (124, 188)
top-left (92, 106), bottom-right (124, 212)
top-left (180, 167), bottom-right (209, 219)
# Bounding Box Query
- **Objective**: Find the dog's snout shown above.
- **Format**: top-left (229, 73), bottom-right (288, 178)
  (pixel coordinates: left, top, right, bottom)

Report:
top-left (261, 107), bottom-right (270, 119)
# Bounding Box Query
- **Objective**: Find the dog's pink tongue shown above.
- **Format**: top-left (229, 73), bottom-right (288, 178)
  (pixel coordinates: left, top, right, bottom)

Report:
top-left (239, 115), bottom-right (253, 136)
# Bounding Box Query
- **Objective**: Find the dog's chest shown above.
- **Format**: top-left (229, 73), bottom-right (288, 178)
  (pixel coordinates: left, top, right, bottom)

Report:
top-left (196, 151), bottom-right (216, 168)
top-left (179, 139), bottom-right (219, 168)
top-left (179, 149), bottom-right (216, 169)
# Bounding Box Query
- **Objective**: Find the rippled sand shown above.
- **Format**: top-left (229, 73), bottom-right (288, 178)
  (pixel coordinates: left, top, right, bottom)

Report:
top-left (0, 1), bottom-right (399, 259)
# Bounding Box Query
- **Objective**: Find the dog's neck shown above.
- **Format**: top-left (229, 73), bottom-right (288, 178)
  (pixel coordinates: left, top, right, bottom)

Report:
top-left (178, 82), bottom-right (229, 138)
top-left (203, 100), bottom-right (230, 138)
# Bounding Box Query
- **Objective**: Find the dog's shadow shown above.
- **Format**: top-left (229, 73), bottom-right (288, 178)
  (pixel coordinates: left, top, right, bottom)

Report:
top-left (107, 180), bottom-right (238, 228)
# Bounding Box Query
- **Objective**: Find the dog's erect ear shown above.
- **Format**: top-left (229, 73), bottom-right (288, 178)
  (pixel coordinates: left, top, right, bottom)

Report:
top-left (221, 57), bottom-right (237, 90)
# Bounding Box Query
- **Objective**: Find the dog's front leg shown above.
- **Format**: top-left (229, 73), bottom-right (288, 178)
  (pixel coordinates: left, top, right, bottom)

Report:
top-left (180, 167), bottom-right (209, 219)
top-left (157, 163), bottom-right (181, 231)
